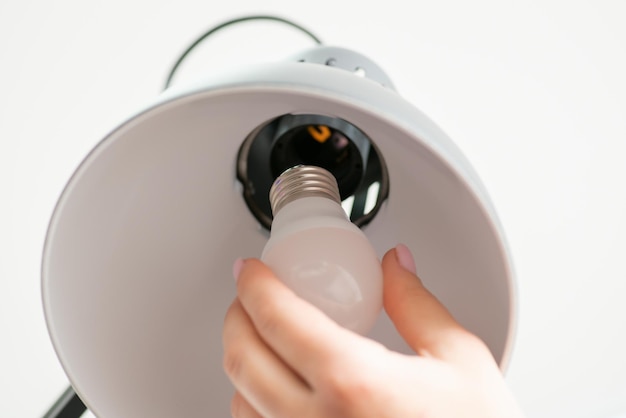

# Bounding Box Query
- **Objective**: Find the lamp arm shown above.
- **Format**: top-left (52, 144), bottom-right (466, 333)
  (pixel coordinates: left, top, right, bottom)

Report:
top-left (43, 386), bottom-right (87, 418)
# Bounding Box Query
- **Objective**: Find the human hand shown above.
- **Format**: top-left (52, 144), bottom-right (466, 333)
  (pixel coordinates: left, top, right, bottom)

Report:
top-left (223, 244), bottom-right (524, 418)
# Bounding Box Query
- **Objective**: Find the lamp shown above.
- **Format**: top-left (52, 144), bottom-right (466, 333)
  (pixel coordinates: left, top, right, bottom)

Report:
top-left (42, 16), bottom-right (516, 417)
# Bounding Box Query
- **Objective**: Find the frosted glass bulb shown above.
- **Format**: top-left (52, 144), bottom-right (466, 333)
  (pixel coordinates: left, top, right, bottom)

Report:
top-left (261, 165), bottom-right (383, 335)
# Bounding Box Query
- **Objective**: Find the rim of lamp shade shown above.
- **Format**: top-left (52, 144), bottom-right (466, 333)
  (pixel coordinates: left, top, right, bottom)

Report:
top-left (42, 60), bottom-right (516, 417)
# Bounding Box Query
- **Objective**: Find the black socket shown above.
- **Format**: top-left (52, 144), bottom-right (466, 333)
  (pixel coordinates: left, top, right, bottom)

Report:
top-left (237, 114), bottom-right (388, 230)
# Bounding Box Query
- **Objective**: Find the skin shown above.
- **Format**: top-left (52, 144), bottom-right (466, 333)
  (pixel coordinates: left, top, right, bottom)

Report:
top-left (222, 245), bottom-right (525, 418)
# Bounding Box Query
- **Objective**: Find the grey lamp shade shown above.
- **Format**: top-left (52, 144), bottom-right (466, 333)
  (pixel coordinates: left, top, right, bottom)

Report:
top-left (42, 61), bottom-right (516, 417)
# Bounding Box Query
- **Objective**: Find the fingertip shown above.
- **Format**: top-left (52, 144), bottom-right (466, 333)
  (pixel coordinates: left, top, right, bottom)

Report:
top-left (381, 246), bottom-right (422, 289)
top-left (381, 247), bottom-right (396, 266)
top-left (394, 243), bottom-right (417, 274)
top-left (237, 258), bottom-right (274, 280)
top-left (232, 258), bottom-right (246, 282)
top-left (382, 249), bottom-right (411, 307)
top-left (235, 258), bottom-right (287, 299)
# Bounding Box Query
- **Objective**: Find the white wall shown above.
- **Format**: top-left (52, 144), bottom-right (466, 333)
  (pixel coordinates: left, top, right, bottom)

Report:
top-left (1, 0), bottom-right (625, 416)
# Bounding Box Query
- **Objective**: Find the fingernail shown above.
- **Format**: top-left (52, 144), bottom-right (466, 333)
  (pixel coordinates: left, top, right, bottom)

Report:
top-left (232, 258), bottom-right (245, 282)
top-left (395, 244), bottom-right (417, 274)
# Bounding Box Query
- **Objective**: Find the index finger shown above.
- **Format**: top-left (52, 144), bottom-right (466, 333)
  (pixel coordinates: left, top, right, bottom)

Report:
top-left (235, 258), bottom-right (362, 382)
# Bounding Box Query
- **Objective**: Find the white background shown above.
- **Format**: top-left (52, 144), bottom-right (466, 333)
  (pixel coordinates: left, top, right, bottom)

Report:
top-left (1, 0), bottom-right (625, 417)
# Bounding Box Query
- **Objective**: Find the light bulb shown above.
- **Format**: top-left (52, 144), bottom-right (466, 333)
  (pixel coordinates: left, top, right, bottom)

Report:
top-left (261, 165), bottom-right (383, 335)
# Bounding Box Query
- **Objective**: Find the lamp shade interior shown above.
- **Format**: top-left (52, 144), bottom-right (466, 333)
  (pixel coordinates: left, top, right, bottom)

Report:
top-left (43, 62), bottom-right (515, 417)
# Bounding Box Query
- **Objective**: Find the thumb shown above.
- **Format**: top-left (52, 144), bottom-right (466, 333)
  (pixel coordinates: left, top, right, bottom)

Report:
top-left (382, 245), bottom-right (483, 362)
